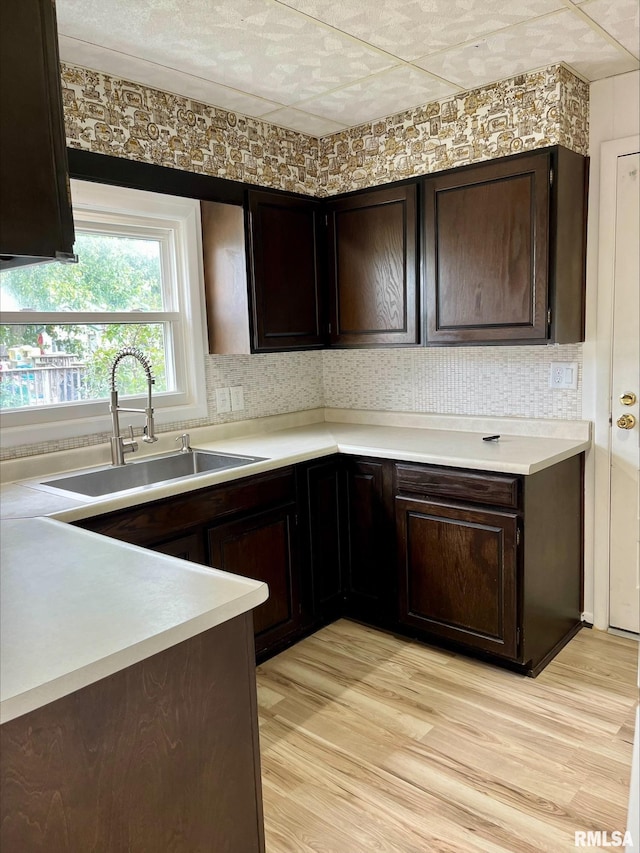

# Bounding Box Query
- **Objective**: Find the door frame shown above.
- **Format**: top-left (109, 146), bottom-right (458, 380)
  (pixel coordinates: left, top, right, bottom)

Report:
top-left (592, 135), bottom-right (640, 630)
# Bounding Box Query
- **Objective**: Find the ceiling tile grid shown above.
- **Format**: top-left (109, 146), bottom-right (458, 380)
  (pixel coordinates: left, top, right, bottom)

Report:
top-left (414, 7), bottom-right (639, 89)
top-left (56, 0), bottom-right (638, 134)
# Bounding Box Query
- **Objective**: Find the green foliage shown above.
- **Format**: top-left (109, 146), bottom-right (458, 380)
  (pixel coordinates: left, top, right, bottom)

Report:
top-left (0, 233), bottom-right (168, 410)
top-left (0, 232), bottom-right (163, 312)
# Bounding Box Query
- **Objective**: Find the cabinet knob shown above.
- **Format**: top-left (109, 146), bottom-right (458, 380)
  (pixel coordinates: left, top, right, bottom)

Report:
top-left (620, 392), bottom-right (637, 406)
top-left (616, 414), bottom-right (636, 430)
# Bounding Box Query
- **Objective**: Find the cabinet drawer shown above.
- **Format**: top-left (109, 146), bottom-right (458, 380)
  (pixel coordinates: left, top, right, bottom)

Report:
top-left (395, 464), bottom-right (520, 509)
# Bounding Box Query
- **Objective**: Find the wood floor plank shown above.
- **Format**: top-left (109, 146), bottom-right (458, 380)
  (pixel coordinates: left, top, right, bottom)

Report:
top-left (256, 621), bottom-right (639, 853)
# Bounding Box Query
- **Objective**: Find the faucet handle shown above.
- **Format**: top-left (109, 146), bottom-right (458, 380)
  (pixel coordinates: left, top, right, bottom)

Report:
top-left (176, 433), bottom-right (192, 452)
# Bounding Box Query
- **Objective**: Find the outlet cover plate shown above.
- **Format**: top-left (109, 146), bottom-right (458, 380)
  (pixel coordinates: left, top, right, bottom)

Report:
top-left (215, 387), bottom-right (231, 413)
top-left (549, 362), bottom-right (578, 390)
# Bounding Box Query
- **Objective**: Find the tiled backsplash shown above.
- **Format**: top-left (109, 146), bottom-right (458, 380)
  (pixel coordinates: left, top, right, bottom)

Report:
top-left (2, 346), bottom-right (582, 460)
top-left (323, 345), bottom-right (583, 420)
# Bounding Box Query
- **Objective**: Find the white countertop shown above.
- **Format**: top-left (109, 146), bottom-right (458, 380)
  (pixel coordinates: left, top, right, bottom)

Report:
top-left (1, 411), bottom-right (591, 521)
top-left (0, 409), bottom-right (591, 724)
top-left (0, 517), bottom-right (267, 723)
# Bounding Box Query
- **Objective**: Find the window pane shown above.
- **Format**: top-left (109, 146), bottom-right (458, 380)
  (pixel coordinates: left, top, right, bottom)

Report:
top-left (0, 232), bottom-right (164, 312)
top-left (0, 324), bottom-right (168, 410)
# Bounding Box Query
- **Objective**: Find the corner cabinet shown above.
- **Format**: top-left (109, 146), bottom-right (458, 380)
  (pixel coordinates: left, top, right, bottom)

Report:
top-left (423, 146), bottom-right (587, 344)
top-left (326, 184), bottom-right (419, 347)
top-left (0, 0), bottom-right (75, 268)
top-left (201, 191), bottom-right (324, 354)
top-left (246, 190), bottom-right (324, 351)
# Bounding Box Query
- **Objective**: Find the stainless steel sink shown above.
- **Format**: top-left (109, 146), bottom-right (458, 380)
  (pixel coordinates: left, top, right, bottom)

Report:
top-left (37, 449), bottom-right (267, 498)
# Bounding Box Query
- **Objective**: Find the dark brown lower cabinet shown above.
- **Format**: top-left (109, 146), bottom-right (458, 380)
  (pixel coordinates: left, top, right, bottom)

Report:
top-left (394, 456), bottom-right (583, 675)
top-left (208, 504), bottom-right (299, 656)
top-left (153, 531), bottom-right (206, 563)
top-left (396, 498), bottom-right (519, 659)
top-left (344, 458), bottom-right (394, 625)
top-left (75, 455), bottom-right (582, 674)
top-left (299, 457), bottom-right (346, 626)
top-left (0, 613), bottom-right (265, 853)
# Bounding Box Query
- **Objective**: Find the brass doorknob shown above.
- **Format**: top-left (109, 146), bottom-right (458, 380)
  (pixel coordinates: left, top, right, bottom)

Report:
top-left (620, 392), bottom-right (637, 406)
top-left (617, 414), bottom-right (636, 429)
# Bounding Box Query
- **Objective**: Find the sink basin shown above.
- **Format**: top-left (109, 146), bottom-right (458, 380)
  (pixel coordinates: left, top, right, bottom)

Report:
top-left (37, 449), bottom-right (267, 498)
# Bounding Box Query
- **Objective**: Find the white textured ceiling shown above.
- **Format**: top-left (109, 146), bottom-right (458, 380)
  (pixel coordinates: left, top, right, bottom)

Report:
top-left (57, 0), bottom-right (640, 136)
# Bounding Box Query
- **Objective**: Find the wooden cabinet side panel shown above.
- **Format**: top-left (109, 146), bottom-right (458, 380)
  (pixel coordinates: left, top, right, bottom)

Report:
top-left (522, 455), bottom-right (583, 669)
top-left (551, 148), bottom-right (588, 343)
top-left (200, 200), bottom-right (251, 354)
top-left (0, 614), bottom-right (265, 853)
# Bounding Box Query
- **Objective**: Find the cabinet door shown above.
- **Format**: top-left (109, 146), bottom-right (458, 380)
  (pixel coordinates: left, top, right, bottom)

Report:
top-left (153, 532), bottom-right (206, 565)
top-left (301, 459), bottom-right (345, 624)
top-left (345, 459), bottom-right (394, 624)
top-left (327, 184), bottom-right (419, 346)
top-left (424, 153), bottom-right (550, 343)
top-left (0, 0), bottom-right (75, 267)
top-left (207, 504), bottom-right (299, 654)
top-left (396, 497), bottom-right (519, 659)
top-left (247, 190), bottom-right (324, 351)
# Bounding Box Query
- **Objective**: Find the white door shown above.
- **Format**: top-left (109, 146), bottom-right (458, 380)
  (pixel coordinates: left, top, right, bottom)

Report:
top-left (609, 151), bottom-right (640, 634)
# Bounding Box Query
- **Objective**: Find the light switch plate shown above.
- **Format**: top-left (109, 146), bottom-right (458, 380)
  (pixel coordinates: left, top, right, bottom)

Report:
top-left (230, 386), bottom-right (244, 412)
top-left (549, 362), bottom-right (578, 390)
top-left (215, 387), bottom-right (231, 413)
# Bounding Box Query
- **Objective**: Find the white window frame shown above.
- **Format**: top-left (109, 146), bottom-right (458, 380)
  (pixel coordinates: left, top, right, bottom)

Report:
top-left (0, 181), bottom-right (208, 448)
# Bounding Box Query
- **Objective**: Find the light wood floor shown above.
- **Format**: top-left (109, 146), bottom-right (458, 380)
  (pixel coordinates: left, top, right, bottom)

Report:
top-left (256, 621), bottom-right (638, 853)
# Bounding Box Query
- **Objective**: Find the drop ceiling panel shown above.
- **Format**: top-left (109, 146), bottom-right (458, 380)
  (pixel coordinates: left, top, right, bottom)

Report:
top-left (581, 0), bottom-right (640, 58)
top-left (56, 0), bottom-right (395, 106)
top-left (294, 66), bottom-right (459, 126)
top-left (59, 36), bottom-right (284, 116)
top-left (278, 0), bottom-right (567, 60)
top-left (56, 0), bottom-right (640, 134)
top-left (415, 9), bottom-right (639, 88)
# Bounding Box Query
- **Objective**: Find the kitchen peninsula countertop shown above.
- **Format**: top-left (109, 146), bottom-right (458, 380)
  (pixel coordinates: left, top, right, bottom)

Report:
top-left (0, 409), bottom-right (591, 723)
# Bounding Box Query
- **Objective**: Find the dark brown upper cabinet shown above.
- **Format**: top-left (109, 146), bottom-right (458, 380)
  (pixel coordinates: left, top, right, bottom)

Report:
top-left (0, 0), bottom-right (75, 269)
top-left (201, 192), bottom-right (323, 354)
top-left (247, 190), bottom-right (324, 351)
top-left (326, 184), bottom-right (419, 347)
top-left (423, 146), bottom-right (587, 345)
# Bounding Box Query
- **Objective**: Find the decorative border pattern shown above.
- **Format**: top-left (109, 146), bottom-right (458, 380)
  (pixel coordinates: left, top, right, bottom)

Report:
top-left (318, 64), bottom-right (589, 195)
top-left (60, 62), bottom-right (589, 197)
top-left (61, 63), bottom-right (319, 196)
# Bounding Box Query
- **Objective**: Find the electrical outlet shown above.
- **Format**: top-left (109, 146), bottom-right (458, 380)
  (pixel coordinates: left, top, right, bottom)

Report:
top-left (230, 386), bottom-right (244, 412)
top-left (549, 362), bottom-right (578, 390)
top-left (215, 387), bottom-right (231, 413)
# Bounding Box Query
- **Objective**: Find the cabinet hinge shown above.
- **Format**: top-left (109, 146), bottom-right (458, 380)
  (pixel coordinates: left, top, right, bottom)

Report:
top-left (516, 626), bottom-right (521, 646)
top-left (549, 167), bottom-right (554, 187)
top-left (547, 307), bottom-right (552, 328)
top-left (516, 527), bottom-right (521, 547)
top-left (325, 214), bottom-right (328, 227)
top-left (328, 323), bottom-right (332, 335)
